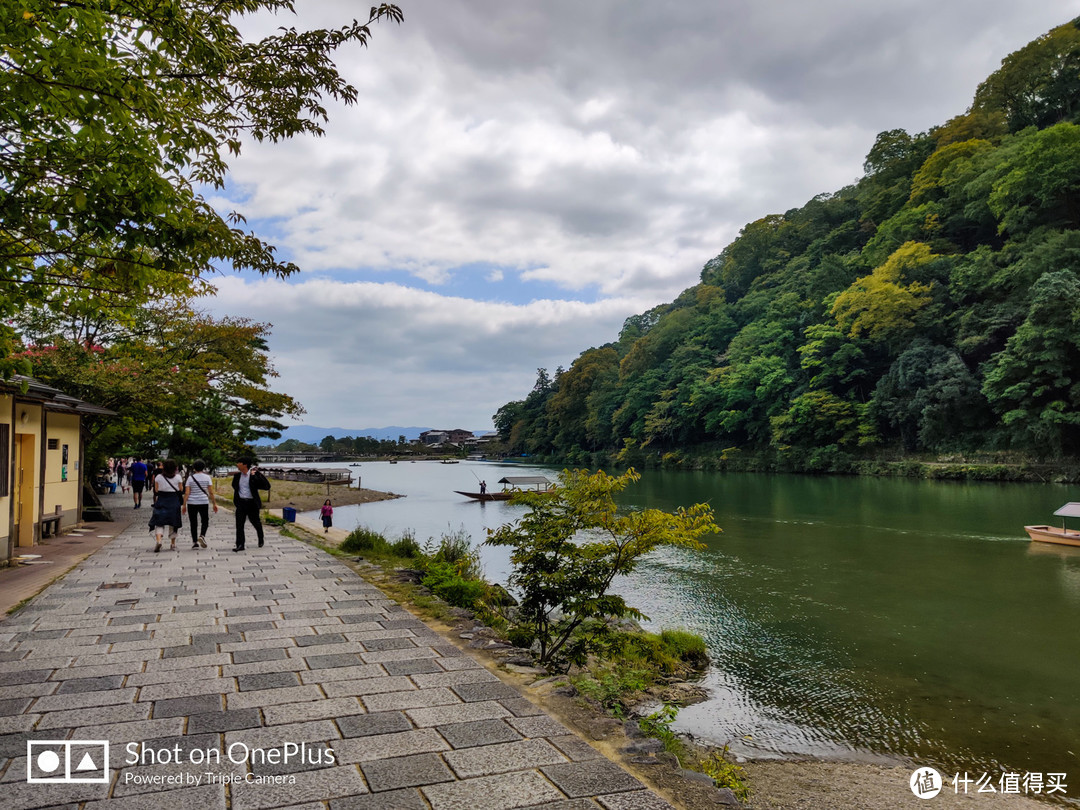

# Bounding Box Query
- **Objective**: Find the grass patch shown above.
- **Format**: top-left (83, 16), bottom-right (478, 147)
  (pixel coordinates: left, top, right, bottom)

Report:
top-left (264, 514), bottom-right (304, 541)
top-left (7, 596), bottom-right (34, 616)
top-left (335, 524), bottom-right (503, 626)
top-left (571, 661), bottom-right (653, 716)
top-left (569, 627), bottom-right (710, 715)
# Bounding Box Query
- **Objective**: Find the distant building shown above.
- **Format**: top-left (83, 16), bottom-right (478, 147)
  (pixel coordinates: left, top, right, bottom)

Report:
top-left (419, 429), bottom-right (474, 446)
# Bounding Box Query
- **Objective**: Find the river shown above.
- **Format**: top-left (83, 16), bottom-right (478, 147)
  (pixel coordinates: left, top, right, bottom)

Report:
top-left (300, 461), bottom-right (1080, 780)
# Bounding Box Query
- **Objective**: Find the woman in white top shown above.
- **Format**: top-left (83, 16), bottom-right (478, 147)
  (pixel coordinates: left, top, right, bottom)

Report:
top-left (149, 459), bottom-right (184, 552)
top-left (182, 460), bottom-right (218, 549)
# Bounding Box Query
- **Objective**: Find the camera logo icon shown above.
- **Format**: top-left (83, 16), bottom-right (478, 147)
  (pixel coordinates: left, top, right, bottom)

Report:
top-left (27, 740), bottom-right (110, 783)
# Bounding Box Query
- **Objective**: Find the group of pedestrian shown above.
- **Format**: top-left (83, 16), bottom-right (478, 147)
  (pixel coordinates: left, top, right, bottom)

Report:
top-left (110, 454), bottom-right (336, 554)
top-left (142, 458), bottom-right (217, 553)
top-left (121, 455), bottom-right (268, 554)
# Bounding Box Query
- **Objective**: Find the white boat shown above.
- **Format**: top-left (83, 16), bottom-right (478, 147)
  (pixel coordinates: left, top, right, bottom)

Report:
top-left (1024, 502), bottom-right (1080, 547)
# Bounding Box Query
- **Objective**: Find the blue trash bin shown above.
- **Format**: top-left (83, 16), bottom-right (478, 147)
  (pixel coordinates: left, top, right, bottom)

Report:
top-left (282, 506), bottom-right (296, 522)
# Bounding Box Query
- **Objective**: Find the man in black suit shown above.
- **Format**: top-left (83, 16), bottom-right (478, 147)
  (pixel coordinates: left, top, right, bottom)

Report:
top-left (231, 457), bottom-right (271, 551)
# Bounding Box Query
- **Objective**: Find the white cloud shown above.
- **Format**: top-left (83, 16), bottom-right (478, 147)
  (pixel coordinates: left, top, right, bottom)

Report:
top-left (205, 277), bottom-right (653, 429)
top-left (205, 0), bottom-right (1080, 430)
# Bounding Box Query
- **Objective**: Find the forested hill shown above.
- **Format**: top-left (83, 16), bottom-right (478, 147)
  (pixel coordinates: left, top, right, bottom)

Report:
top-left (494, 19), bottom-right (1080, 471)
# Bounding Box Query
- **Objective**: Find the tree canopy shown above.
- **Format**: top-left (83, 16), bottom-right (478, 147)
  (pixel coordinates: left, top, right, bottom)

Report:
top-left (1, 0), bottom-right (402, 375)
top-left (16, 299), bottom-right (303, 469)
top-left (494, 17), bottom-right (1080, 465)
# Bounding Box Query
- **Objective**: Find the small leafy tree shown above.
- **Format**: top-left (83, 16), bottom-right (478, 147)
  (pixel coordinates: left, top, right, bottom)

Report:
top-left (485, 468), bottom-right (717, 670)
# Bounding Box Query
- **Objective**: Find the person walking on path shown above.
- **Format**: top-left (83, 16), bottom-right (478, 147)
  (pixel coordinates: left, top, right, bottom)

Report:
top-left (231, 457), bottom-right (270, 552)
top-left (148, 459), bottom-right (183, 552)
top-left (182, 459), bottom-right (217, 549)
top-left (320, 499), bottom-right (334, 533)
top-left (129, 457), bottom-right (148, 508)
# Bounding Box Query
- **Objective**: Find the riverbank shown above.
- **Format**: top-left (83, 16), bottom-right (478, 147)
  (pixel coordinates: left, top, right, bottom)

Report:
top-left (211, 477), bottom-right (401, 512)
top-left (743, 760), bottom-right (1049, 809)
top-left (522, 446), bottom-right (1080, 483)
top-left (276, 518), bottom-right (1056, 809)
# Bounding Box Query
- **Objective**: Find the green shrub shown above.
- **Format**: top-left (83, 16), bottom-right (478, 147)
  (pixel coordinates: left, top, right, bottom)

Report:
top-left (425, 526), bottom-right (483, 578)
top-left (421, 526), bottom-right (484, 581)
top-left (421, 561), bottom-right (488, 610)
top-left (506, 625), bottom-right (535, 649)
top-left (701, 749), bottom-right (751, 802)
top-left (486, 469), bottom-right (716, 669)
top-left (638, 703), bottom-right (683, 755)
top-left (391, 529), bottom-right (422, 558)
top-left (341, 527), bottom-right (390, 554)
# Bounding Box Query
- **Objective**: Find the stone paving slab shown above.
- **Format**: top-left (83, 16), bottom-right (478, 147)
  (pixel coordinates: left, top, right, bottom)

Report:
top-left (0, 497), bottom-right (673, 809)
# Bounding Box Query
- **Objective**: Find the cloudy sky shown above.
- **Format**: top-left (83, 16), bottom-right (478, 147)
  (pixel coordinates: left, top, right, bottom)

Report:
top-left (203, 0), bottom-right (1080, 433)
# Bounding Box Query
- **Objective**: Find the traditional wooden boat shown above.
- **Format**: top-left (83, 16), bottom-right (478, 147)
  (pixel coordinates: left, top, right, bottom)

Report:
top-left (455, 475), bottom-right (556, 501)
top-left (453, 490), bottom-right (515, 501)
top-left (1025, 503), bottom-right (1080, 547)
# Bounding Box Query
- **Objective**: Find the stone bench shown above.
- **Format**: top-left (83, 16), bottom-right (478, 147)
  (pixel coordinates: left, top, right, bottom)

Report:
top-left (40, 506), bottom-right (63, 538)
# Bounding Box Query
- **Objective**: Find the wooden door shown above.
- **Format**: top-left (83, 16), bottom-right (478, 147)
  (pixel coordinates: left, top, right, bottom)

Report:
top-left (15, 433), bottom-right (36, 547)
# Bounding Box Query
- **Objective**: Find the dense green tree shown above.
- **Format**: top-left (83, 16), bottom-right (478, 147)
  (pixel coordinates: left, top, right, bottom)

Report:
top-left (830, 242), bottom-right (935, 348)
top-left (986, 123), bottom-right (1080, 235)
top-left (856, 128), bottom-right (936, 226)
top-left (1, 0), bottom-right (403, 376)
top-left (547, 347), bottom-right (619, 451)
top-left (16, 301), bottom-right (301, 468)
top-left (973, 18), bottom-right (1080, 132)
top-left (797, 322), bottom-right (874, 400)
top-left (771, 390), bottom-right (865, 450)
top-left (872, 343), bottom-right (989, 451)
top-left (276, 438), bottom-right (318, 453)
top-left (982, 270), bottom-right (1080, 455)
top-left (493, 19), bottom-right (1080, 466)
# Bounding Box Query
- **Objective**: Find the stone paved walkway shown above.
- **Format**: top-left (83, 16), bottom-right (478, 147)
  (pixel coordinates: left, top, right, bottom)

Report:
top-left (0, 498), bottom-right (676, 810)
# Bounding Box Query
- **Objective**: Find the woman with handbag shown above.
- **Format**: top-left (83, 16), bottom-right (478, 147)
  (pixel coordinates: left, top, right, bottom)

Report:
top-left (149, 459), bottom-right (184, 552)
top-left (182, 459), bottom-right (218, 549)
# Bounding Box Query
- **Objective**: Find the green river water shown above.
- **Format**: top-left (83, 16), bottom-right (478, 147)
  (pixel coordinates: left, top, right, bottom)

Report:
top-left (619, 471), bottom-right (1080, 779)
top-left (316, 462), bottom-right (1080, 780)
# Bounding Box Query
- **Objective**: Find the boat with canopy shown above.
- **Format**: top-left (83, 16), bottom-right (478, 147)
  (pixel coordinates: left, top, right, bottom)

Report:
top-left (1024, 502), bottom-right (1080, 547)
top-left (454, 475), bottom-right (556, 502)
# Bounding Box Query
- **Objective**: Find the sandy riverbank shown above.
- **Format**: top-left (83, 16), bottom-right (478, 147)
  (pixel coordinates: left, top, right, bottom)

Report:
top-left (211, 477), bottom-right (402, 513)
top-left (742, 760), bottom-right (1051, 809)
